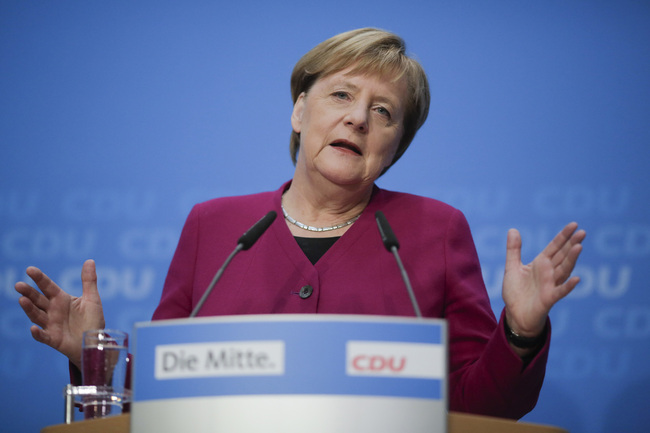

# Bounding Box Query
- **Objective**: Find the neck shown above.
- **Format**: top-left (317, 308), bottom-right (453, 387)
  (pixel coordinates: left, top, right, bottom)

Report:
top-left (283, 173), bottom-right (373, 237)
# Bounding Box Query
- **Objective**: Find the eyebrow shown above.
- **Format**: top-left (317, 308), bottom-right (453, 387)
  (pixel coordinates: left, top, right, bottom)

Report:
top-left (329, 78), bottom-right (401, 109)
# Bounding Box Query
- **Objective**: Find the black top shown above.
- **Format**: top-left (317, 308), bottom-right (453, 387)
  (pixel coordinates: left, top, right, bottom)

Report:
top-left (294, 236), bottom-right (340, 264)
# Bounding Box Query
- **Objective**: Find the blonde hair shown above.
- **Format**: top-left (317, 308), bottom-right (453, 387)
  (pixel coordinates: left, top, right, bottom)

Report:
top-left (290, 28), bottom-right (430, 175)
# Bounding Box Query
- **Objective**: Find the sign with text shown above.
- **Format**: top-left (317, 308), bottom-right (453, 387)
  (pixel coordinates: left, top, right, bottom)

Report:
top-left (346, 341), bottom-right (445, 379)
top-left (155, 340), bottom-right (285, 379)
top-left (132, 314), bottom-right (447, 433)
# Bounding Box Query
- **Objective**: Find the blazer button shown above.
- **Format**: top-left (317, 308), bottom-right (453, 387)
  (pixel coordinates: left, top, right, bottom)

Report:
top-left (299, 285), bottom-right (313, 299)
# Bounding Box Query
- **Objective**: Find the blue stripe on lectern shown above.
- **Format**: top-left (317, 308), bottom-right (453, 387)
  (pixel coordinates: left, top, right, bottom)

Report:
top-left (133, 319), bottom-right (444, 402)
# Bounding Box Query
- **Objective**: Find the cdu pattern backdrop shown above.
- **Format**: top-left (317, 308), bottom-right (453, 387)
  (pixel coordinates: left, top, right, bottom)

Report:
top-left (1, 1), bottom-right (649, 432)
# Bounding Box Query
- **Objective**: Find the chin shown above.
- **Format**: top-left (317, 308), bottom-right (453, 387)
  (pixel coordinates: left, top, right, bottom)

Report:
top-left (322, 172), bottom-right (375, 189)
top-left (312, 159), bottom-right (378, 188)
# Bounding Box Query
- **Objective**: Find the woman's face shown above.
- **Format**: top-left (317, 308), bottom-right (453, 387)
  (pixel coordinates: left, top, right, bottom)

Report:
top-left (291, 68), bottom-right (407, 190)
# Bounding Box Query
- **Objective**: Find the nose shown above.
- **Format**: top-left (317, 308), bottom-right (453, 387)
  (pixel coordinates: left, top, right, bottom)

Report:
top-left (344, 104), bottom-right (368, 133)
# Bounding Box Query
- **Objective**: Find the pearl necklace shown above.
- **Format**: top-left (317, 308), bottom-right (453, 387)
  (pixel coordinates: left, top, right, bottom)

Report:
top-left (281, 204), bottom-right (361, 232)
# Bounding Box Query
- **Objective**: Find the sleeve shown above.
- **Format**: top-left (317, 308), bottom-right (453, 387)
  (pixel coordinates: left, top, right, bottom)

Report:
top-left (151, 204), bottom-right (201, 320)
top-left (443, 209), bottom-right (550, 419)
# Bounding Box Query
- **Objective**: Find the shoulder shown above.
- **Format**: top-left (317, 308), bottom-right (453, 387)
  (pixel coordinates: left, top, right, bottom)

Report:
top-left (369, 186), bottom-right (473, 243)
top-left (372, 187), bottom-right (463, 220)
top-left (185, 183), bottom-right (285, 231)
top-left (195, 190), bottom-right (276, 215)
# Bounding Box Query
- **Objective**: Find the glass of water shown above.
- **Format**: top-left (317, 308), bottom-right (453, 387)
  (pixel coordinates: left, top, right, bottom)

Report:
top-left (81, 329), bottom-right (129, 419)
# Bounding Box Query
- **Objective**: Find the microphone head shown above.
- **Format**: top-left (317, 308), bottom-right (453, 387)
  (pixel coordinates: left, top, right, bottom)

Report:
top-left (375, 211), bottom-right (400, 251)
top-left (238, 211), bottom-right (277, 250)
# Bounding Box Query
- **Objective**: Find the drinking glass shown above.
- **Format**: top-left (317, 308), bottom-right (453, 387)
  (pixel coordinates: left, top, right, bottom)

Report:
top-left (81, 329), bottom-right (129, 419)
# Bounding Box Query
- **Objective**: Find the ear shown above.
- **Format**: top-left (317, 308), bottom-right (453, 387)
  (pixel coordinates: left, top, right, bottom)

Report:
top-left (291, 92), bottom-right (306, 134)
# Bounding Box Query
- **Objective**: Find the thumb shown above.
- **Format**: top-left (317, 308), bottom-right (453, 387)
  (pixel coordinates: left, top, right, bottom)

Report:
top-left (505, 228), bottom-right (522, 272)
top-left (80, 259), bottom-right (100, 302)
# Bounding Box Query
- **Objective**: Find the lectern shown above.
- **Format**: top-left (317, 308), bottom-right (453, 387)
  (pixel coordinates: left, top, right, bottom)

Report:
top-left (41, 413), bottom-right (570, 433)
top-left (132, 314), bottom-right (447, 433)
top-left (42, 315), bottom-right (569, 433)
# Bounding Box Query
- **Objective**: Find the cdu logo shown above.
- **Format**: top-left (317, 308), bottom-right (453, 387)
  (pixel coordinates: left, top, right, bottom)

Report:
top-left (351, 354), bottom-right (407, 373)
top-left (346, 341), bottom-right (445, 379)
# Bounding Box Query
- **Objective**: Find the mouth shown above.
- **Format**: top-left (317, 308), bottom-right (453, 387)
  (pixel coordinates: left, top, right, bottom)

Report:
top-left (330, 140), bottom-right (362, 156)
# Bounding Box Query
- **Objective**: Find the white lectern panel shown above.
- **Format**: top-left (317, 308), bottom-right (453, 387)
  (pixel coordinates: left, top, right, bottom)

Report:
top-left (131, 314), bottom-right (447, 433)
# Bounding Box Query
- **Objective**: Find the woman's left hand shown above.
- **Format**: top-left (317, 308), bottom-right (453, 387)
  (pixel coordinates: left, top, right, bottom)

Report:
top-left (502, 222), bottom-right (586, 341)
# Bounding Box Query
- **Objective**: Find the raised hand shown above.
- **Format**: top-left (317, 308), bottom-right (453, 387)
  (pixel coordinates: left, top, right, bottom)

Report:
top-left (502, 222), bottom-right (586, 340)
top-left (15, 259), bottom-right (105, 369)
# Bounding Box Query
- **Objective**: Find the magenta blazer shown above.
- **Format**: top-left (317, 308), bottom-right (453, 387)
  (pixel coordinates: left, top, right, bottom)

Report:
top-left (152, 181), bottom-right (550, 419)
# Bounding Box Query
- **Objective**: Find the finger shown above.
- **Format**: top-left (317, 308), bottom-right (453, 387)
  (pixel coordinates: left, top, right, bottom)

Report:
top-left (551, 228), bottom-right (586, 268)
top-left (505, 228), bottom-right (522, 271)
top-left (81, 259), bottom-right (100, 302)
top-left (542, 222), bottom-right (579, 260)
top-left (30, 325), bottom-right (52, 346)
top-left (553, 275), bottom-right (581, 303)
top-left (555, 243), bottom-right (584, 285)
top-left (25, 266), bottom-right (62, 300)
top-left (17, 296), bottom-right (49, 328)
top-left (15, 281), bottom-right (50, 311)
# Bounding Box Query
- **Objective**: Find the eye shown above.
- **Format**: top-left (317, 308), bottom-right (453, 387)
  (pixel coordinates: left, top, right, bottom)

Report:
top-left (375, 105), bottom-right (391, 119)
top-left (332, 91), bottom-right (350, 100)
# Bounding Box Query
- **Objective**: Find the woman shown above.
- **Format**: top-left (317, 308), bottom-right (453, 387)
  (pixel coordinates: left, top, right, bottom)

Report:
top-left (15, 28), bottom-right (585, 419)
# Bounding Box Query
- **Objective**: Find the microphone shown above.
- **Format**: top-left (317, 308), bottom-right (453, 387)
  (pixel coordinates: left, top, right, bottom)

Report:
top-left (375, 211), bottom-right (422, 318)
top-left (238, 210), bottom-right (277, 250)
top-left (189, 210), bottom-right (277, 318)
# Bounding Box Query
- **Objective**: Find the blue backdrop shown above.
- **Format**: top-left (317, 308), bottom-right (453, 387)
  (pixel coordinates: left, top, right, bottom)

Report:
top-left (2, 1), bottom-right (649, 432)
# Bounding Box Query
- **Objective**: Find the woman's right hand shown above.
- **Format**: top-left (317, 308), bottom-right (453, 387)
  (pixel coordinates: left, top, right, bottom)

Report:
top-left (14, 259), bottom-right (105, 369)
